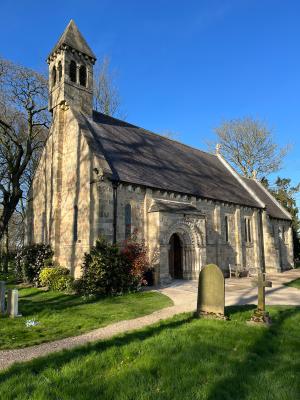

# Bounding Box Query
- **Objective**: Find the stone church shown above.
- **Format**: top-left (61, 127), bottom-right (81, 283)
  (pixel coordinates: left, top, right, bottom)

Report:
top-left (27, 20), bottom-right (294, 283)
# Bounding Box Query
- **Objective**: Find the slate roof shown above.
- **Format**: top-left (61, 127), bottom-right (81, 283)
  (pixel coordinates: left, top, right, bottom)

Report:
top-left (241, 178), bottom-right (291, 220)
top-left (79, 111), bottom-right (264, 209)
top-left (49, 20), bottom-right (96, 59)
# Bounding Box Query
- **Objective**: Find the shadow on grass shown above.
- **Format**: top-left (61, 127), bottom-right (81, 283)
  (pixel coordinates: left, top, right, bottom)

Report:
top-left (17, 290), bottom-right (161, 317)
top-left (0, 306), bottom-right (299, 399)
top-left (225, 304), bottom-right (256, 316)
top-left (18, 291), bottom-right (107, 315)
top-left (284, 278), bottom-right (300, 289)
top-left (207, 306), bottom-right (300, 400)
top-left (0, 314), bottom-right (195, 383)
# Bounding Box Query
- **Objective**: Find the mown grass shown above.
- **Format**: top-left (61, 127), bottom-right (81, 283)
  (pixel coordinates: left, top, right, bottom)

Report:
top-left (0, 286), bottom-right (172, 350)
top-left (0, 305), bottom-right (299, 400)
top-left (284, 278), bottom-right (300, 289)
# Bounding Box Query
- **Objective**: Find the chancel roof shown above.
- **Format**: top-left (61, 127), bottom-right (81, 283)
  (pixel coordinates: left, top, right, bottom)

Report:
top-left (241, 178), bottom-right (291, 220)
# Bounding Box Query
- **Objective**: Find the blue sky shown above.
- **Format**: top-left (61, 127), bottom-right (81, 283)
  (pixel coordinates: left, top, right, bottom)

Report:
top-left (1, 0), bottom-right (299, 204)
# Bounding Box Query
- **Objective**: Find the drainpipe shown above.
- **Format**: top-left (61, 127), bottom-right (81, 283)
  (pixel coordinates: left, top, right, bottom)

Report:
top-left (258, 209), bottom-right (266, 273)
top-left (112, 180), bottom-right (120, 244)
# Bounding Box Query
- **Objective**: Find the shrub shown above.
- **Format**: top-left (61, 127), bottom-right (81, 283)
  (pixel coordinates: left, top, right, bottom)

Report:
top-left (76, 235), bottom-right (147, 296)
top-left (121, 230), bottom-right (149, 286)
top-left (15, 244), bottom-right (53, 285)
top-left (39, 266), bottom-right (74, 292)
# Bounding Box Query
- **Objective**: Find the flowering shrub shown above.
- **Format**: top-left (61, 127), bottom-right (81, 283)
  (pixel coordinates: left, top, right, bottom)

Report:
top-left (15, 244), bottom-right (53, 285)
top-left (39, 266), bottom-right (74, 292)
top-left (76, 234), bottom-right (150, 296)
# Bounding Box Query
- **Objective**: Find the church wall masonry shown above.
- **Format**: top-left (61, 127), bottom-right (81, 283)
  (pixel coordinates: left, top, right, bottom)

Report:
top-left (28, 106), bottom-right (96, 278)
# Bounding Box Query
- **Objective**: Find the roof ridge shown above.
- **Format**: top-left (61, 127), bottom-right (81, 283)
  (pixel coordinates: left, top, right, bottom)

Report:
top-left (216, 155), bottom-right (265, 208)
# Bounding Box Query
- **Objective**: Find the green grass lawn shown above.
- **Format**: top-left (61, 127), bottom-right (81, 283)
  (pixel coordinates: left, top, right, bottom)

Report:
top-left (284, 278), bottom-right (300, 289)
top-left (0, 287), bottom-right (172, 350)
top-left (0, 306), bottom-right (299, 400)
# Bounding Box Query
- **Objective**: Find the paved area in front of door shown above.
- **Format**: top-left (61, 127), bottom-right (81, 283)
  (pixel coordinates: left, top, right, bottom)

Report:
top-left (157, 268), bottom-right (300, 310)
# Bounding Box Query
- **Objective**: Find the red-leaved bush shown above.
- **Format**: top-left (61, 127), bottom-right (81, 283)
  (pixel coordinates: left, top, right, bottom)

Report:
top-left (121, 230), bottom-right (149, 286)
top-left (75, 231), bottom-right (151, 296)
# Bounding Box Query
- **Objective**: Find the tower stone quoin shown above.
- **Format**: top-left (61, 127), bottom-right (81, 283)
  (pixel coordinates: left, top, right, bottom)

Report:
top-left (47, 20), bottom-right (96, 116)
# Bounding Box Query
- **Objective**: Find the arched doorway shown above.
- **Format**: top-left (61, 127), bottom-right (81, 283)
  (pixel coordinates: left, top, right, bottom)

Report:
top-left (169, 233), bottom-right (183, 279)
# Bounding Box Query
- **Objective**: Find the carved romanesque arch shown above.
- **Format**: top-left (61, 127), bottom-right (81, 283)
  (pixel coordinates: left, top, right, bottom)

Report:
top-left (161, 217), bottom-right (205, 248)
top-left (160, 216), bottom-right (206, 281)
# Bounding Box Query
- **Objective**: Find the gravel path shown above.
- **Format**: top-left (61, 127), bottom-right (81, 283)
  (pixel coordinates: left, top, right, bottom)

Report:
top-left (0, 269), bottom-right (299, 372)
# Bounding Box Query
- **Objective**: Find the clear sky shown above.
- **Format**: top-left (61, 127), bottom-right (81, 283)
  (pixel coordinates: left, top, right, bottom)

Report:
top-left (1, 0), bottom-right (299, 204)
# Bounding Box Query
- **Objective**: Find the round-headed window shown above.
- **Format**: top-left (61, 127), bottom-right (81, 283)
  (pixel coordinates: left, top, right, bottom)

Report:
top-left (69, 60), bottom-right (77, 83)
top-left (79, 65), bottom-right (87, 87)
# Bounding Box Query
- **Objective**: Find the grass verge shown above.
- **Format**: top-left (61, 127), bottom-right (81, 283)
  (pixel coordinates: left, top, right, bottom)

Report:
top-left (284, 278), bottom-right (300, 289)
top-left (0, 287), bottom-right (172, 349)
top-left (0, 305), bottom-right (299, 400)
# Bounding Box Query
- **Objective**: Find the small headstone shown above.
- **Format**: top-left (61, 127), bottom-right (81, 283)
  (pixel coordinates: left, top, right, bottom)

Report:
top-left (0, 281), bottom-right (6, 315)
top-left (249, 272), bottom-right (272, 325)
top-left (7, 289), bottom-right (21, 318)
top-left (196, 263), bottom-right (225, 318)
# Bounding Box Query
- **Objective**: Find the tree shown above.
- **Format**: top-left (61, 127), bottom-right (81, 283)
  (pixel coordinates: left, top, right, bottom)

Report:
top-left (263, 176), bottom-right (300, 258)
top-left (0, 57), bottom-right (49, 243)
top-left (268, 177), bottom-right (300, 258)
top-left (212, 117), bottom-right (290, 179)
top-left (93, 56), bottom-right (122, 117)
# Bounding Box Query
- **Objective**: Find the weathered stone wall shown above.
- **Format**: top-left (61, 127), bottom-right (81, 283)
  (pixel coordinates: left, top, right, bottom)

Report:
top-left (262, 213), bottom-right (294, 272)
top-left (29, 106), bottom-right (96, 278)
top-left (116, 184), bottom-right (146, 243)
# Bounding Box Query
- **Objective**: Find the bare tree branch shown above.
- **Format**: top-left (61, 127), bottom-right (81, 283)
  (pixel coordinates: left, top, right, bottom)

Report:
top-left (0, 56), bottom-right (49, 242)
top-left (209, 117), bottom-right (291, 179)
top-left (93, 56), bottom-right (124, 118)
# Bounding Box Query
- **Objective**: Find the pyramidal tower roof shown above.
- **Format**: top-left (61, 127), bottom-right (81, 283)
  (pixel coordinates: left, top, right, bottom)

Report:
top-left (48, 20), bottom-right (96, 60)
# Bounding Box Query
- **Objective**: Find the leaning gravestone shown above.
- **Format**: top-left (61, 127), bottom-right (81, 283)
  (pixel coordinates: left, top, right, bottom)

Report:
top-left (7, 289), bottom-right (21, 318)
top-left (0, 281), bottom-right (6, 315)
top-left (196, 264), bottom-right (225, 318)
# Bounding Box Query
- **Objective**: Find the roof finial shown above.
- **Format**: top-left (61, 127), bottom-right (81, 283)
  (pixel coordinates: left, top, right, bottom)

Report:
top-left (216, 143), bottom-right (221, 155)
top-left (252, 170), bottom-right (257, 180)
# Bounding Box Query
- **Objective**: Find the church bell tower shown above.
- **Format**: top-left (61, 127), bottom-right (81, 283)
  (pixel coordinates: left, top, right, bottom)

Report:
top-left (47, 20), bottom-right (96, 115)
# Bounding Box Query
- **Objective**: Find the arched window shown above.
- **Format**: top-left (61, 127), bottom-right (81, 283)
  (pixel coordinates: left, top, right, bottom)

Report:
top-left (125, 204), bottom-right (131, 239)
top-left (52, 66), bottom-right (57, 86)
top-left (225, 216), bottom-right (229, 243)
top-left (244, 217), bottom-right (252, 243)
top-left (248, 219), bottom-right (252, 242)
top-left (73, 205), bottom-right (78, 242)
top-left (58, 61), bottom-right (62, 82)
top-left (69, 60), bottom-right (77, 83)
top-left (79, 65), bottom-right (87, 87)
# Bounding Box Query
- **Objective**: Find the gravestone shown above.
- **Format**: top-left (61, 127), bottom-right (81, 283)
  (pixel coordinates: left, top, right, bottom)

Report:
top-left (196, 263), bottom-right (225, 318)
top-left (7, 289), bottom-right (21, 318)
top-left (0, 281), bottom-right (6, 315)
top-left (249, 272), bottom-right (272, 325)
